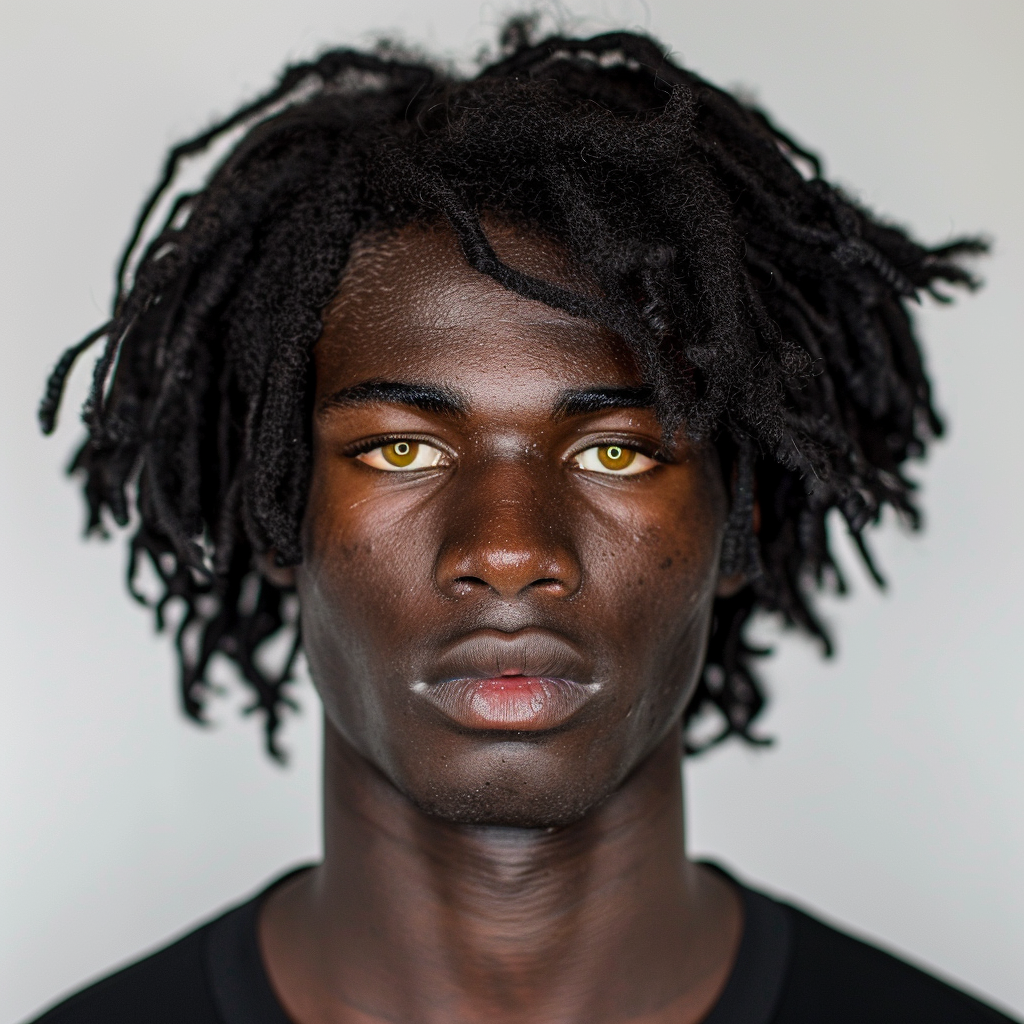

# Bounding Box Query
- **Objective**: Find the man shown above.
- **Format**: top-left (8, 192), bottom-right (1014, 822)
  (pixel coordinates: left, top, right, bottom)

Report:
top-left (34, 23), bottom-right (1009, 1023)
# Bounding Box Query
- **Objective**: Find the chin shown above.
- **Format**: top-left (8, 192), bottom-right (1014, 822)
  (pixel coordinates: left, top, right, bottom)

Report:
top-left (398, 745), bottom-right (621, 829)
top-left (409, 786), bottom-right (607, 829)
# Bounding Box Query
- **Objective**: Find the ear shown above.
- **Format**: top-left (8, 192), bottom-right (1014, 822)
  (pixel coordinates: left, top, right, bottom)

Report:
top-left (715, 495), bottom-right (761, 598)
top-left (256, 549), bottom-right (297, 589)
top-left (715, 570), bottom-right (747, 598)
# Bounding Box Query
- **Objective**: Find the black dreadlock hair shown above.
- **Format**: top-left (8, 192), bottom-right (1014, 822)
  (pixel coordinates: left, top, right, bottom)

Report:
top-left (41, 22), bottom-right (984, 759)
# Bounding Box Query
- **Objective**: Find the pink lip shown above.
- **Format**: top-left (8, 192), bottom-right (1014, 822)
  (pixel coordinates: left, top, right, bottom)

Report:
top-left (420, 675), bottom-right (595, 731)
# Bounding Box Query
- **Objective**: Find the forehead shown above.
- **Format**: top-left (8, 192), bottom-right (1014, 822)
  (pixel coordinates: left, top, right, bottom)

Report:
top-left (314, 220), bottom-right (641, 398)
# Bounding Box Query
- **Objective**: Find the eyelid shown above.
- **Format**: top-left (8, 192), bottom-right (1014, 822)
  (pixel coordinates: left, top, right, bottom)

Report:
top-left (353, 438), bottom-right (449, 472)
top-left (573, 443), bottom-right (660, 476)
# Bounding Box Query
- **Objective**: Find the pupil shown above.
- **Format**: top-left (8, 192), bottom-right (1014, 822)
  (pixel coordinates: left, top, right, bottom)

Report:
top-left (607, 447), bottom-right (622, 460)
top-left (394, 442), bottom-right (410, 456)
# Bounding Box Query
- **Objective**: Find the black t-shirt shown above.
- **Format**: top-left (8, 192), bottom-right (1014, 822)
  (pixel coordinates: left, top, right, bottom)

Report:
top-left (28, 868), bottom-right (1018, 1024)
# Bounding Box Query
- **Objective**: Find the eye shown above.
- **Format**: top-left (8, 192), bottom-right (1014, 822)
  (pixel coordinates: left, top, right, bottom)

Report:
top-left (573, 444), bottom-right (658, 476)
top-left (356, 440), bottom-right (446, 472)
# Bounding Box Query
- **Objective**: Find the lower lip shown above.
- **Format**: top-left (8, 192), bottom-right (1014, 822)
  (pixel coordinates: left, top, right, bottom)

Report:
top-left (418, 676), bottom-right (595, 732)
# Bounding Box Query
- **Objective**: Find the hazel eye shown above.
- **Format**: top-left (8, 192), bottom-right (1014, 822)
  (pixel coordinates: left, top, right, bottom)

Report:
top-left (356, 441), bottom-right (446, 472)
top-left (574, 444), bottom-right (657, 476)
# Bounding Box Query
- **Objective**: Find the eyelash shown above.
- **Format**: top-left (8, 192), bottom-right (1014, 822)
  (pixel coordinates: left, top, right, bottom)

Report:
top-left (347, 436), bottom-right (428, 457)
top-left (347, 436), bottom-right (451, 473)
top-left (570, 437), bottom-right (663, 459)
top-left (347, 437), bottom-right (665, 473)
top-left (571, 440), bottom-right (661, 476)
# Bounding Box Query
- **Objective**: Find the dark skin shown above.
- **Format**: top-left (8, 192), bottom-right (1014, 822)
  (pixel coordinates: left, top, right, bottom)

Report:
top-left (260, 220), bottom-right (744, 1024)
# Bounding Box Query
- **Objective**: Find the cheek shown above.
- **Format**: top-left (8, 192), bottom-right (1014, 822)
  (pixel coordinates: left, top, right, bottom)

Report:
top-left (293, 462), bottom-right (438, 732)
top-left (581, 492), bottom-right (723, 636)
top-left (574, 481), bottom-right (724, 732)
top-left (300, 455), bottom-right (435, 612)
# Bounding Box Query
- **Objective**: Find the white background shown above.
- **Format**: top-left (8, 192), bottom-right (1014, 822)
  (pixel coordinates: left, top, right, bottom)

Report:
top-left (2, 0), bottom-right (1022, 1020)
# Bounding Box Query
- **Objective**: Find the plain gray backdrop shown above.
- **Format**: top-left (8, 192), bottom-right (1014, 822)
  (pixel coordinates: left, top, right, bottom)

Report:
top-left (2, 0), bottom-right (1022, 1019)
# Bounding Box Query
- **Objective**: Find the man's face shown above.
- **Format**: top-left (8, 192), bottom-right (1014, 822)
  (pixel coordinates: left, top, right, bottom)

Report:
top-left (294, 220), bottom-right (729, 827)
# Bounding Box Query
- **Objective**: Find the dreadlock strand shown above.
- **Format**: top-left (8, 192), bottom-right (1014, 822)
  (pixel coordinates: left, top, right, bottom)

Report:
top-left (43, 23), bottom-right (984, 757)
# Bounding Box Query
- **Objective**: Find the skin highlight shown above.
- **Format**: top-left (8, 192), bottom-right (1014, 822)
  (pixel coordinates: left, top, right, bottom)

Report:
top-left (259, 221), bottom-right (744, 1023)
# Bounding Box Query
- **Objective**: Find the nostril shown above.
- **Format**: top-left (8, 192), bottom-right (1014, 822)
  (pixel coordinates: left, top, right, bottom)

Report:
top-left (453, 575), bottom-right (489, 592)
top-left (448, 574), bottom-right (568, 598)
top-left (438, 543), bottom-right (582, 600)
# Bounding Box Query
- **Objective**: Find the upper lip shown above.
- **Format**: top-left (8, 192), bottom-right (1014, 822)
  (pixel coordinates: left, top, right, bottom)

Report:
top-left (428, 628), bottom-right (592, 685)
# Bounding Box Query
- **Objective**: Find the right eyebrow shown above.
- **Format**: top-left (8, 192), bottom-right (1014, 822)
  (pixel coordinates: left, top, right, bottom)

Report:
top-left (317, 380), bottom-right (469, 417)
top-left (552, 385), bottom-right (656, 419)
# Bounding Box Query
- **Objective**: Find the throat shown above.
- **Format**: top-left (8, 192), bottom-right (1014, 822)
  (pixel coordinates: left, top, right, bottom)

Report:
top-left (258, 725), bottom-right (741, 1024)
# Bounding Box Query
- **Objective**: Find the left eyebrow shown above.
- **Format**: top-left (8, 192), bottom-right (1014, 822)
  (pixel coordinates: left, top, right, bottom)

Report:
top-left (318, 379), bottom-right (469, 417)
top-left (553, 386), bottom-right (656, 419)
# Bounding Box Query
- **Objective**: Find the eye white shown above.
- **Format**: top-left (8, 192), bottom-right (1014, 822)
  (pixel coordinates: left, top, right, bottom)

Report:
top-left (356, 442), bottom-right (446, 472)
top-left (573, 445), bottom-right (658, 475)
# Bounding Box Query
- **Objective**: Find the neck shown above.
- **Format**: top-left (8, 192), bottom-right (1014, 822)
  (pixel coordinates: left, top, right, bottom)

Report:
top-left (260, 721), bottom-right (740, 1024)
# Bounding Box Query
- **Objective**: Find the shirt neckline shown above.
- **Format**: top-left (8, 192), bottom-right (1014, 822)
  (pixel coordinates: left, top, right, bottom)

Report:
top-left (203, 864), bottom-right (792, 1024)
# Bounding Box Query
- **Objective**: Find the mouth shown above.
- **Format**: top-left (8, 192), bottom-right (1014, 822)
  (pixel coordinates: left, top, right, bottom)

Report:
top-left (413, 629), bottom-right (598, 732)
top-left (416, 675), bottom-right (596, 731)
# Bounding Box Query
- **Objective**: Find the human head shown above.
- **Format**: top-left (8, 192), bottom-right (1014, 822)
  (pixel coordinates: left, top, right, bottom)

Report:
top-left (41, 22), bottom-right (982, 762)
top-left (271, 216), bottom-right (731, 824)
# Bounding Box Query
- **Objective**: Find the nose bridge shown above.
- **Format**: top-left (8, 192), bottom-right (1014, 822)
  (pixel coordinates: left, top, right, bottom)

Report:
top-left (435, 453), bottom-right (581, 600)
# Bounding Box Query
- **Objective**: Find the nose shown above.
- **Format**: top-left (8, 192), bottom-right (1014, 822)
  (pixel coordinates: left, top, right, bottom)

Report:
top-left (435, 462), bottom-right (582, 601)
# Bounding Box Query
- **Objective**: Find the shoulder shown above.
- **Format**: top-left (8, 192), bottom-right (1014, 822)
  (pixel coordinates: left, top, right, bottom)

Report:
top-left (27, 916), bottom-right (223, 1024)
top-left (26, 867), bottom-right (307, 1024)
top-left (774, 900), bottom-right (1019, 1024)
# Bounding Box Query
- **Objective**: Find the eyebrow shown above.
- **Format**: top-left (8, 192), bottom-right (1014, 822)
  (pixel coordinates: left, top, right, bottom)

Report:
top-left (553, 386), bottom-right (656, 419)
top-left (318, 380), bottom-right (468, 417)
